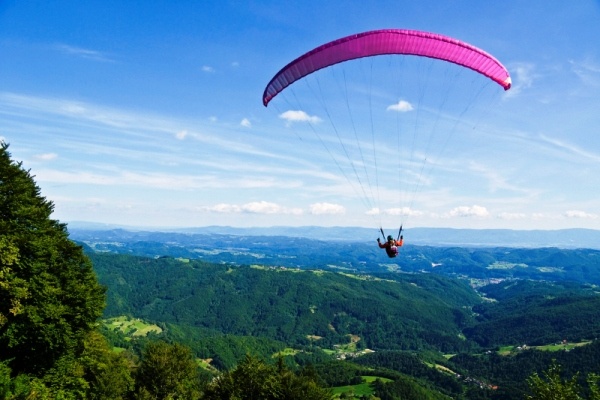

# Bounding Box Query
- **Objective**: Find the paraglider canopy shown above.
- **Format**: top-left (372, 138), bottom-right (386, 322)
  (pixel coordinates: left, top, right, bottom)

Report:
top-left (263, 29), bottom-right (511, 107)
top-left (262, 28), bottom-right (511, 230)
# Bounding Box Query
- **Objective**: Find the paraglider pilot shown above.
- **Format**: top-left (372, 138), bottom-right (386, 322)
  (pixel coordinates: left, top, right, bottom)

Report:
top-left (378, 235), bottom-right (403, 258)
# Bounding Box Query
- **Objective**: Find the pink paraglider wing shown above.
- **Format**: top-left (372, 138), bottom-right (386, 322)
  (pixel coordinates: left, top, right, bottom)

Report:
top-left (262, 29), bottom-right (511, 106)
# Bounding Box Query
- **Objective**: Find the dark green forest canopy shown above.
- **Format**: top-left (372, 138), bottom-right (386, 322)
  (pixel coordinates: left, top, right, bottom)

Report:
top-left (466, 295), bottom-right (600, 347)
top-left (92, 249), bottom-right (600, 398)
top-left (90, 252), bottom-right (481, 352)
top-left (0, 143), bottom-right (106, 376)
top-left (450, 340), bottom-right (600, 399)
top-left (91, 249), bottom-right (600, 354)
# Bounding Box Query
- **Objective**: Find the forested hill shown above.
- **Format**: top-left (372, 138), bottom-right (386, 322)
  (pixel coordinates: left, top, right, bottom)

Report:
top-left (91, 251), bottom-right (600, 353)
top-left (91, 251), bottom-right (600, 398)
top-left (91, 252), bottom-right (481, 353)
top-left (73, 228), bottom-right (600, 284)
top-left (80, 226), bottom-right (600, 398)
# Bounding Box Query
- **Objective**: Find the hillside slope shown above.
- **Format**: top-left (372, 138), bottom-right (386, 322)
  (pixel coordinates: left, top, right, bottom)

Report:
top-left (91, 252), bottom-right (481, 353)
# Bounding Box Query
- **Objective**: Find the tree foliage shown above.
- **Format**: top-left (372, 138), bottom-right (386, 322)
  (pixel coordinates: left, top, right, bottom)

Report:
top-left (0, 142), bottom-right (106, 376)
top-left (526, 361), bottom-right (600, 400)
top-left (91, 251), bottom-right (480, 353)
top-left (80, 330), bottom-right (135, 399)
top-left (202, 354), bottom-right (332, 400)
top-left (134, 340), bottom-right (201, 399)
top-left (449, 341), bottom-right (600, 399)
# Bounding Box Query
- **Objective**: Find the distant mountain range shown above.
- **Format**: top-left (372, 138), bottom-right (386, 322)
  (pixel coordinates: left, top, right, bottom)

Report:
top-left (67, 221), bottom-right (600, 249)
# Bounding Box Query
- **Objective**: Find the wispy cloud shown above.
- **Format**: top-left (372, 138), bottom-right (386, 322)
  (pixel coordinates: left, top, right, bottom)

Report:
top-left (468, 162), bottom-right (529, 194)
top-left (240, 118), bottom-right (251, 128)
top-left (175, 130), bottom-right (188, 140)
top-left (202, 65), bottom-right (215, 73)
top-left (35, 168), bottom-right (300, 191)
top-left (564, 210), bottom-right (598, 219)
top-left (0, 92), bottom-right (160, 131)
top-left (0, 92), bottom-right (284, 163)
top-left (569, 58), bottom-right (600, 87)
top-left (538, 133), bottom-right (600, 163)
top-left (54, 43), bottom-right (114, 62)
top-left (32, 153), bottom-right (58, 161)
top-left (505, 62), bottom-right (536, 98)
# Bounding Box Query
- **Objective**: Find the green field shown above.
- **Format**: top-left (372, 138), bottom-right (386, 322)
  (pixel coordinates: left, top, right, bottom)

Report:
top-left (332, 376), bottom-right (392, 398)
top-left (534, 341), bottom-right (591, 351)
top-left (104, 315), bottom-right (162, 337)
top-left (498, 340), bottom-right (591, 355)
top-left (272, 347), bottom-right (300, 357)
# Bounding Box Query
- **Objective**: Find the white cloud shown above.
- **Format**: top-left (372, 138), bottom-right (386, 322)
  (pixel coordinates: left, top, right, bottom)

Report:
top-left (242, 201), bottom-right (303, 215)
top-left (202, 65), bottom-right (215, 73)
top-left (175, 130), bottom-right (188, 140)
top-left (279, 110), bottom-right (321, 125)
top-left (240, 118), bottom-right (251, 128)
top-left (33, 153), bottom-right (58, 161)
top-left (386, 100), bottom-right (414, 112)
top-left (448, 205), bottom-right (490, 218)
top-left (564, 210), bottom-right (598, 219)
top-left (203, 201), bottom-right (302, 215)
top-left (309, 202), bottom-right (345, 215)
top-left (242, 201), bottom-right (284, 214)
top-left (231, 61), bottom-right (240, 68)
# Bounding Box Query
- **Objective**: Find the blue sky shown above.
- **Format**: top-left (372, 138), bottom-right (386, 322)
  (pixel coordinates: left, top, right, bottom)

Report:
top-left (1, 1), bottom-right (599, 231)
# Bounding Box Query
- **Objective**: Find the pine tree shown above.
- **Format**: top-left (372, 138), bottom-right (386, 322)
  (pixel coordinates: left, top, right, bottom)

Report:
top-left (0, 142), bottom-right (106, 376)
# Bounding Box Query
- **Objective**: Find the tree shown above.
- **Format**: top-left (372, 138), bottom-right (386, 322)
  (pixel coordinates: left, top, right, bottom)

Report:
top-left (588, 374), bottom-right (600, 400)
top-left (134, 341), bottom-right (201, 399)
top-left (526, 361), bottom-right (600, 400)
top-left (202, 354), bottom-right (332, 400)
top-left (0, 142), bottom-right (106, 376)
top-left (80, 330), bottom-right (135, 399)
